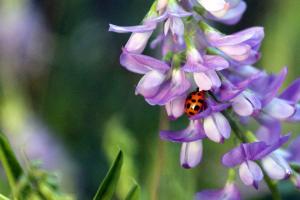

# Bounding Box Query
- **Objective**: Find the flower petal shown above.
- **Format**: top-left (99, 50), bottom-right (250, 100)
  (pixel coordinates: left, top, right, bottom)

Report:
top-left (255, 114), bottom-right (281, 144)
top-left (259, 67), bottom-right (288, 106)
top-left (120, 50), bottom-right (170, 74)
top-left (262, 153), bottom-right (292, 180)
top-left (205, 1), bottom-right (246, 25)
top-left (109, 23), bottom-right (156, 33)
top-left (208, 27), bottom-right (264, 47)
top-left (239, 161), bottom-right (263, 189)
top-left (222, 142), bottom-right (267, 167)
top-left (198, 0), bottom-right (229, 17)
top-left (170, 17), bottom-right (185, 37)
top-left (160, 120), bottom-right (206, 142)
top-left (144, 69), bottom-right (191, 105)
top-left (180, 140), bottom-right (203, 168)
top-left (280, 78), bottom-right (300, 103)
top-left (254, 134), bottom-right (290, 160)
top-left (125, 32), bottom-right (153, 53)
top-left (203, 112), bottom-right (231, 143)
top-left (263, 98), bottom-right (295, 120)
top-left (203, 55), bottom-right (229, 70)
top-left (287, 104), bottom-right (300, 122)
top-left (232, 91), bottom-right (261, 116)
top-left (194, 72), bottom-right (213, 91)
top-left (218, 72), bottom-right (262, 101)
top-left (165, 96), bottom-right (186, 120)
top-left (218, 44), bottom-right (251, 61)
top-left (195, 183), bottom-right (241, 200)
top-left (136, 70), bottom-right (166, 98)
top-left (198, 0), bottom-right (227, 12)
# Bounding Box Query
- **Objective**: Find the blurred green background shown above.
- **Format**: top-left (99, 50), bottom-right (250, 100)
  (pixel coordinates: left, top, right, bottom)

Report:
top-left (0, 0), bottom-right (299, 199)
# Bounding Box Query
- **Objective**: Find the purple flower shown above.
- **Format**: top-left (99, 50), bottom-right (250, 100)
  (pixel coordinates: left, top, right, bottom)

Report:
top-left (218, 72), bottom-right (262, 116)
top-left (249, 68), bottom-right (296, 120)
top-left (120, 49), bottom-right (191, 105)
top-left (197, 0), bottom-right (230, 18)
top-left (161, 99), bottom-right (231, 144)
top-left (160, 120), bottom-right (207, 143)
top-left (183, 47), bottom-right (229, 73)
top-left (195, 183), bottom-right (241, 200)
top-left (222, 135), bottom-right (290, 188)
top-left (204, 0), bottom-right (247, 25)
top-left (231, 90), bottom-right (261, 116)
top-left (146, 0), bottom-right (192, 39)
top-left (204, 26), bottom-right (264, 65)
top-left (160, 119), bottom-right (206, 168)
top-left (182, 46), bottom-right (229, 91)
top-left (109, 0), bottom-right (191, 53)
top-left (279, 78), bottom-right (300, 122)
top-left (109, 16), bottom-right (157, 54)
top-left (165, 96), bottom-right (186, 120)
top-left (261, 150), bottom-right (292, 180)
top-left (202, 112), bottom-right (231, 143)
top-left (255, 114), bottom-right (281, 144)
top-left (181, 140), bottom-right (203, 168)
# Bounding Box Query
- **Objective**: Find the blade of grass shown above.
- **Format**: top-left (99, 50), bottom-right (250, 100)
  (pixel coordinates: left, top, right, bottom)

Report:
top-left (93, 150), bottom-right (123, 200)
top-left (0, 194), bottom-right (10, 200)
top-left (0, 133), bottom-right (23, 193)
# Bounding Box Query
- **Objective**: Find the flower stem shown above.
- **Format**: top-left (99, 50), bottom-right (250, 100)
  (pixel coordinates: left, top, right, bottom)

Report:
top-left (150, 109), bottom-right (168, 200)
top-left (223, 110), bottom-right (282, 200)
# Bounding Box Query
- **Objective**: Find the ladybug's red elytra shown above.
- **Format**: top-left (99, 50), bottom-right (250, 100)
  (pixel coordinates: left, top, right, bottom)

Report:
top-left (184, 89), bottom-right (207, 117)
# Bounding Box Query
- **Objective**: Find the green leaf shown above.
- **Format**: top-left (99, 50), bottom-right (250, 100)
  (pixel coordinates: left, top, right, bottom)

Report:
top-left (0, 194), bottom-right (10, 200)
top-left (93, 150), bottom-right (123, 200)
top-left (0, 133), bottom-right (23, 190)
top-left (125, 182), bottom-right (140, 200)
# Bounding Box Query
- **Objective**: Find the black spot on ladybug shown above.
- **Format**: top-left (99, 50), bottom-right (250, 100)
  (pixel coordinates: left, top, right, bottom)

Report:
top-left (186, 103), bottom-right (191, 108)
top-left (198, 99), bottom-right (204, 103)
top-left (191, 99), bottom-right (196, 103)
top-left (189, 111), bottom-right (194, 115)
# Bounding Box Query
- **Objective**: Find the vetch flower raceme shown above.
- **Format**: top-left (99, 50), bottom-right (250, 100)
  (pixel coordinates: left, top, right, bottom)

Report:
top-left (110, 0), bottom-right (300, 198)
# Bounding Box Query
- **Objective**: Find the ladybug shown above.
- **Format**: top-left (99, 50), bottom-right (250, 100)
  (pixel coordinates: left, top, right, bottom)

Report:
top-left (184, 89), bottom-right (207, 117)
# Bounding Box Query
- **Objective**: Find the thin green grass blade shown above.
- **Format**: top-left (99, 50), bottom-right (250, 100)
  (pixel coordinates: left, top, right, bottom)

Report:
top-left (93, 150), bottom-right (123, 200)
top-left (0, 133), bottom-right (23, 190)
top-left (0, 194), bottom-right (10, 200)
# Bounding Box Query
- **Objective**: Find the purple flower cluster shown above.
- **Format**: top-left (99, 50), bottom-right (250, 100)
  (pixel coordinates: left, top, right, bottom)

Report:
top-left (110, 0), bottom-right (300, 198)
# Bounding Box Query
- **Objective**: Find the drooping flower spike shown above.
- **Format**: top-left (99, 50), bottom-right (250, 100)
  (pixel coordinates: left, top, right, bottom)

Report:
top-left (110, 0), bottom-right (300, 198)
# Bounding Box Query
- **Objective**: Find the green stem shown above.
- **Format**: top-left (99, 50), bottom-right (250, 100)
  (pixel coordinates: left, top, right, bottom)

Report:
top-left (150, 109), bottom-right (168, 200)
top-left (262, 168), bottom-right (281, 200)
top-left (227, 169), bottom-right (236, 183)
top-left (223, 110), bottom-right (282, 200)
